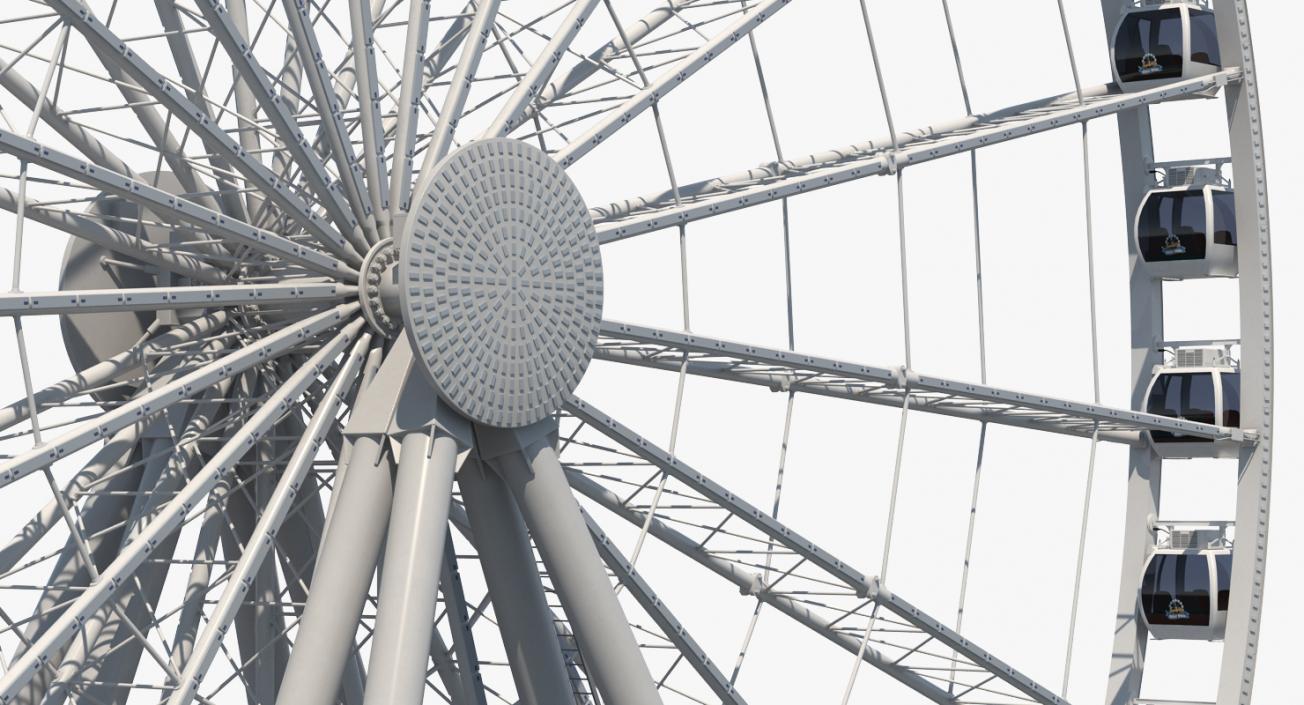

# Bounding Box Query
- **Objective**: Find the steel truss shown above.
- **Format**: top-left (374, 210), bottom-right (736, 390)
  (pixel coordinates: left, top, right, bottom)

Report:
top-left (591, 71), bottom-right (1240, 245)
top-left (564, 398), bottom-right (1066, 705)
top-left (0, 1), bottom-right (1273, 704)
top-left (595, 321), bottom-right (1250, 445)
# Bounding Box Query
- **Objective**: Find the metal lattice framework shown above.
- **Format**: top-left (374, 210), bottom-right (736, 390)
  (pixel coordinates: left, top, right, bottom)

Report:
top-left (0, 1), bottom-right (1272, 705)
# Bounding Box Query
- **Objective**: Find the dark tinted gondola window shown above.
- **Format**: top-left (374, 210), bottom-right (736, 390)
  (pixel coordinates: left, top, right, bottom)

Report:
top-left (1189, 11), bottom-right (1222, 66)
top-left (1139, 191), bottom-right (1207, 262)
top-left (1215, 554), bottom-right (1232, 611)
top-left (1221, 372), bottom-right (1241, 427)
top-left (1212, 191), bottom-right (1236, 245)
top-left (1141, 554), bottom-right (1211, 626)
top-left (1148, 372), bottom-right (1216, 442)
top-left (1116, 10), bottom-right (1185, 82)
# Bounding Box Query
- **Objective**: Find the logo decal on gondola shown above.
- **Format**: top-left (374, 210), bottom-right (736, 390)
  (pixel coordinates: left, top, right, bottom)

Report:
top-left (1166, 598), bottom-right (1191, 620)
top-left (1139, 52), bottom-right (1163, 75)
top-left (1161, 233), bottom-right (1187, 257)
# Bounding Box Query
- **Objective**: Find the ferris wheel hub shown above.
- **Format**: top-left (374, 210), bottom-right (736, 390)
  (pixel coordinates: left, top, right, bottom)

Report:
top-left (399, 138), bottom-right (603, 428)
top-left (359, 237), bottom-right (402, 338)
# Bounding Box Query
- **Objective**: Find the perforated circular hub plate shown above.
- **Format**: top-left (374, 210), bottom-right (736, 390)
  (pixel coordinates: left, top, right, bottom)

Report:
top-left (400, 138), bottom-right (603, 428)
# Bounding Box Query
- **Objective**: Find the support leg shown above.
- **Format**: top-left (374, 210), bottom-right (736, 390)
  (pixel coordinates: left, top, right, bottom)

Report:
top-left (484, 430), bottom-right (661, 705)
top-left (363, 431), bottom-right (459, 705)
top-left (457, 460), bottom-right (573, 705)
top-left (274, 469), bottom-right (365, 705)
top-left (276, 435), bottom-right (394, 705)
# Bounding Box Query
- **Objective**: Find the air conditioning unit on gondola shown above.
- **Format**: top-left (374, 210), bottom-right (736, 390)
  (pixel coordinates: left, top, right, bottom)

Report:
top-left (1144, 344), bottom-right (1240, 458)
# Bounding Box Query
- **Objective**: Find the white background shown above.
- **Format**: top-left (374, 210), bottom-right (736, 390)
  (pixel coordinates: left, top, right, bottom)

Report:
top-left (571, 2), bottom-right (1304, 703)
top-left (0, 1), bottom-right (1298, 703)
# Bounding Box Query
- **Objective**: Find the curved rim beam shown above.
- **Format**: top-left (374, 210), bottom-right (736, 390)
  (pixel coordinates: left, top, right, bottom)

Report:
top-left (1213, 1), bottom-right (1274, 702)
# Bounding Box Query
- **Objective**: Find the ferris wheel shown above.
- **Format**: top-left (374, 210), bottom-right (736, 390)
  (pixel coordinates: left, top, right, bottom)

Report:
top-left (0, 0), bottom-right (1274, 704)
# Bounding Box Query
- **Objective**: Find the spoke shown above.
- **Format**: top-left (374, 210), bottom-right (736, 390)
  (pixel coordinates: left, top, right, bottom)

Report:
top-left (224, 0), bottom-right (271, 226)
top-left (0, 127), bottom-right (356, 279)
top-left (567, 459), bottom-right (956, 703)
top-left (0, 425), bottom-right (136, 576)
top-left (166, 333), bottom-right (371, 705)
top-left (427, 2), bottom-right (477, 80)
top-left (387, 0), bottom-right (429, 214)
top-left (281, 0), bottom-right (376, 244)
top-left (0, 187), bottom-right (227, 284)
top-left (348, 0), bottom-right (392, 239)
top-left (0, 311), bottom-right (225, 432)
top-left (564, 397), bottom-right (1068, 705)
top-left (593, 69), bottom-right (1241, 243)
top-left (0, 54), bottom-right (134, 178)
top-left (0, 282), bottom-right (352, 317)
top-left (0, 319), bottom-right (364, 703)
top-left (168, 489), bottom-right (224, 671)
top-left (412, 0), bottom-right (500, 202)
top-left (481, 0), bottom-right (602, 139)
top-left (152, 0), bottom-right (251, 222)
top-left (44, 381), bottom-right (233, 705)
top-left (194, 0), bottom-right (365, 255)
top-left (554, 0), bottom-right (791, 168)
top-left (595, 321), bottom-right (1247, 444)
top-left (0, 303), bottom-right (360, 489)
top-left (527, 0), bottom-right (700, 119)
top-left (93, 59), bottom-right (224, 216)
top-left (224, 443), bottom-right (291, 705)
top-left (46, 0), bottom-right (349, 251)
top-left (581, 507), bottom-right (746, 705)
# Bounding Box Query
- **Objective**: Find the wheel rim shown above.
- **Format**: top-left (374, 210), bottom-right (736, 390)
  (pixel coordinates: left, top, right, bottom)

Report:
top-left (0, 2), bottom-right (1272, 705)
